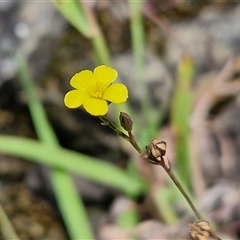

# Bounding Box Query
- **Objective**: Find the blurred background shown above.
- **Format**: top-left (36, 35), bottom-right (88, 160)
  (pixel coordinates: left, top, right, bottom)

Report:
top-left (1, 1), bottom-right (240, 239)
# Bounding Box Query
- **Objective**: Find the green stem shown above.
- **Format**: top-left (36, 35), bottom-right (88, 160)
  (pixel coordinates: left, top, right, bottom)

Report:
top-left (128, 131), bottom-right (144, 154)
top-left (210, 231), bottom-right (222, 240)
top-left (99, 114), bottom-right (220, 236)
top-left (100, 113), bottom-right (203, 221)
top-left (99, 116), bottom-right (143, 154)
top-left (99, 116), bottom-right (129, 140)
top-left (162, 162), bottom-right (203, 220)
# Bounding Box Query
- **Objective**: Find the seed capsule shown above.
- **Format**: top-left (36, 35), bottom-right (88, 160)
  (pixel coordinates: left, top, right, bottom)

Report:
top-left (146, 139), bottom-right (167, 162)
top-left (153, 140), bottom-right (166, 157)
top-left (189, 220), bottom-right (211, 240)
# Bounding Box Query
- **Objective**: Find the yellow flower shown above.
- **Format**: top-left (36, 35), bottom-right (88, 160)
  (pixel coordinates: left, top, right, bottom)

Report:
top-left (64, 65), bottom-right (128, 116)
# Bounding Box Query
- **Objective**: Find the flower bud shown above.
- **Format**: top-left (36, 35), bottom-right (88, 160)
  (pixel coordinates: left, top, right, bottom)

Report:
top-left (119, 112), bottom-right (133, 131)
top-left (146, 139), bottom-right (167, 162)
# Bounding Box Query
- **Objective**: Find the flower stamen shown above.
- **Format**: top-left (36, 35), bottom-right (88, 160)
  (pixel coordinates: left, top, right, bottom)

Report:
top-left (92, 91), bottom-right (103, 99)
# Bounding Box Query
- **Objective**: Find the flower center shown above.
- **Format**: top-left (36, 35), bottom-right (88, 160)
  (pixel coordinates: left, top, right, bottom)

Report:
top-left (92, 91), bottom-right (103, 99)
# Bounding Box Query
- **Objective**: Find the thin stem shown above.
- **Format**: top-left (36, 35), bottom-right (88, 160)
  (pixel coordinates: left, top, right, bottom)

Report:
top-left (99, 116), bottom-right (129, 140)
top-left (161, 161), bottom-right (203, 220)
top-left (101, 114), bottom-right (203, 220)
top-left (100, 114), bottom-right (221, 239)
top-left (99, 116), bottom-right (143, 154)
top-left (128, 131), bottom-right (144, 154)
top-left (210, 231), bottom-right (222, 240)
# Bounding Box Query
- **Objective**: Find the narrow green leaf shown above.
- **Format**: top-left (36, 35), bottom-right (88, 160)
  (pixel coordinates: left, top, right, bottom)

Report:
top-left (0, 135), bottom-right (146, 197)
top-left (16, 53), bottom-right (95, 239)
top-left (51, 0), bottom-right (90, 37)
top-left (153, 187), bottom-right (178, 225)
top-left (171, 55), bottom-right (194, 188)
top-left (0, 203), bottom-right (20, 240)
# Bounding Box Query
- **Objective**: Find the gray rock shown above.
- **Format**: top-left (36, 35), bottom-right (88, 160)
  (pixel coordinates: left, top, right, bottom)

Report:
top-left (113, 52), bottom-right (173, 113)
top-left (165, 5), bottom-right (240, 72)
top-left (0, 1), bottom-right (66, 83)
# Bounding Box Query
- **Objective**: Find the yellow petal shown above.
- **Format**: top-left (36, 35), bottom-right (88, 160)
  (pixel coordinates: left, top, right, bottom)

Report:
top-left (94, 65), bottom-right (118, 92)
top-left (83, 97), bottom-right (108, 116)
top-left (70, 70), bottom-right (95, 90)
top-left (64, 90), bottom-right (86, 108)
top-left (103, 83), bottom-right (128, 103)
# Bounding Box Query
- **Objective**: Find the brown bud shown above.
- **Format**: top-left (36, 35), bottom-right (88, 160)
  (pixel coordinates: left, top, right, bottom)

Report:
top-left (146, 139), bottom-right (167, 163)
top-left (119, 112), bottom-right (133, 131)
top-left (189, 220), bottom-right (211, 240)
